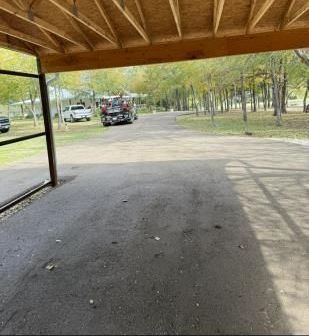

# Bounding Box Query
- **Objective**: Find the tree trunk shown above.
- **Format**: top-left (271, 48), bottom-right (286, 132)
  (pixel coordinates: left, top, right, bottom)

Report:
top-left (20, 104), bottom-right (25, 118)
top-left (241, 73), bottom-right (248, 132)
top-left (190, 84), bottom-right (199, 116)
top-left (176, 88), bottom-right (181, 111)
top-left (267, 83), bottom-right (272, 109)
top-left (92, 90), bottom-right (96, 116)
top-left (209, 90), bottom-right (215, 126)
top-left (304, 79), bottom-right (309, 113)
top-left (252, 76), bottom-right (257, 112)
top-left (27, 92), bottom-right (38, 127)
top-left (262, 80), bottom-right (267, 111)
top-left (219, 90), bottom-right (224, 113)
top-left (281, 69), bottom-right (288, 114)
top-left (225, 88), bottom-right (230, 111)
top-left (233, 84), bottom-right (237, 109)
top-left (271, 57), bottom-right (282, 126)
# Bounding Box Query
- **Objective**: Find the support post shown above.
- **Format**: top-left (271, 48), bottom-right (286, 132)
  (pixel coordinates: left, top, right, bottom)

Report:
top-left (37, 58), bottom-right (58, 187)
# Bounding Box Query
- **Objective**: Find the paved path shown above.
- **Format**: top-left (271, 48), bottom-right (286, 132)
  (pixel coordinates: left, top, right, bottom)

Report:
top-left (0, 112), bottom-right (308, 334)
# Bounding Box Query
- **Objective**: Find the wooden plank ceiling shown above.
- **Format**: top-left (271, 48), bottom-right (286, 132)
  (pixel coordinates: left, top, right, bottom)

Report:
top-left (0, 0), bottom-right (308, 72)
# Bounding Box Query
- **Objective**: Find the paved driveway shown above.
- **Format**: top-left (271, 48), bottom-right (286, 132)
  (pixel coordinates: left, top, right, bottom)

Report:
top-left (0, 112), bottom-right (308, 334)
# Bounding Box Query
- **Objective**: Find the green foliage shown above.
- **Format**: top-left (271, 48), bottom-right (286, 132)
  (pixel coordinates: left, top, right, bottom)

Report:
top-left (0, 48), bottom-right (308, 119)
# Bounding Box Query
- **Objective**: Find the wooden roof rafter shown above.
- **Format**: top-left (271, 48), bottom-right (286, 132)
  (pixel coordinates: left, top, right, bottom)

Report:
top-left (11, 0), bottom-right (26, 10)
top-left (38, 27), bottom-right (64, 53)
top-left (247, 0), bottom-right (275, 33)
top-left (169, 0), bottom-right (182, 38)
top-left (22, 40), bottom-right (39, 56)
top-left (282, 2), bottom-right (309, 29)
top-left (63, 12), bottom-right (94, 51)
top-left (26, 0), bottom-right (65, 53)
top-left (246, 0), bottom-right (257, 34)
top-left (213, 0), bottom-right (225, 37)
top-left (280, 0), bottom-right (297, 29)
top-left (94, 0), bottom-right (121, 47)
top-left (0, 0), bottom-right (307, 74)
top-left (47, 0), bottom-right (118, 47)
top-left (134, 0), bottom-right (149, 35)
top-left (0, 0), bottom-right (87, 49)
top-left (0, 17), bottom-right (62, 53)
top-left (0, 33), bottom-right (36, 55)
top-left (29, 0), bottom-right (44, 9)
top-left (110, 0), bottom-right (150, 44)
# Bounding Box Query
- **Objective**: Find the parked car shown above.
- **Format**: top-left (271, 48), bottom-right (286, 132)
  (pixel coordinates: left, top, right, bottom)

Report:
top-left (63, 105), bottom-right (92, 122)
top-left (0, 116), bottom-right (10, 133)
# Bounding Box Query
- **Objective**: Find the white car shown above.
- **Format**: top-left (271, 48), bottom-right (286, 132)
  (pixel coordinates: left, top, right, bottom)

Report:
top-left (63, 105), bottom-right (92, 122)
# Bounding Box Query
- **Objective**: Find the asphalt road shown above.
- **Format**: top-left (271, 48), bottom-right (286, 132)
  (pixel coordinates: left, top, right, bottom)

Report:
top-left (0, 112), bottom-right (308, 334)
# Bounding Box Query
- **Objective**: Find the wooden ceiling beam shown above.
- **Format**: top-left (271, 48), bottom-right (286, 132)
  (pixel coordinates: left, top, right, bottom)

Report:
top-left (134, 0), bottom-right (148, 32)
top-left (169, 0), bottom-right (182, 38)
top-left (0, 0), bottom-right (85, 48)
top-left (40, 28), bottom-right (309, 73)
top-left (29, 0), bottom-right (44, 9)
top-left (110, 0), bottom-right (150, 44)
top-left (283, 2), bottom-right (309, 29)
top-left (47, 0), bottom-right (117, 46)
top-left (38, 27), bottom-right (64, 53)
top-left (0, 34), bottom-right (36, 55)
top-left (63, 12), bottom-right (94, 51)
top-left (213, 0), bottom-right (225, 37)
top-left (247, 0), bottom-right (275, 33)
top-left (94, 0), bottom-right (121, 47)
top-left (280, 0), bottom-right (297, 29)
top-left (0, 21), bottom-right (62, 52)
top-left (246, 0), bottom-right (257, 34)
top-left (11, 0), bottom-right (26, 10)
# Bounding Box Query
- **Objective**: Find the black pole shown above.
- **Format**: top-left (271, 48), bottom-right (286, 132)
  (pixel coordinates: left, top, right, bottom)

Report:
top-left (37, 59), bottom-right (58, 187)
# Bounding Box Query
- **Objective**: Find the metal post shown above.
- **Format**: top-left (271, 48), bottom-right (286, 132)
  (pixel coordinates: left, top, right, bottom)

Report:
top-left (37, 59), bottom-right (58, 187)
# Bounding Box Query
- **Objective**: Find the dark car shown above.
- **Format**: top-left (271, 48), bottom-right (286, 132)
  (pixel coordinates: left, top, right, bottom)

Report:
top-left (0, 116), bottom-right (10, 133)
top-left (101, 98), bottom-right (135, 127)
top-left (102, 108), bottom-right (135, 126)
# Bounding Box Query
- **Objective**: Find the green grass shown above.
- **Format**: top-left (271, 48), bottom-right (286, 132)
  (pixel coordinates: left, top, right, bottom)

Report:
top-left (0, 117), bottom-right (107, 166)
top-left (177, 110), bottom-right (309, 139)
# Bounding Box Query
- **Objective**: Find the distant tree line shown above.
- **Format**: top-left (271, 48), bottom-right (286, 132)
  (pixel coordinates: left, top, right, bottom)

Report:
top-left (0, 48), bottom-right (308, 129)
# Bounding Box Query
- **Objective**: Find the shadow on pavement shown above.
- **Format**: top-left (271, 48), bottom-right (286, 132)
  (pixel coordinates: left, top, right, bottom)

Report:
top-left (2, 158), bottom-right (307, 334)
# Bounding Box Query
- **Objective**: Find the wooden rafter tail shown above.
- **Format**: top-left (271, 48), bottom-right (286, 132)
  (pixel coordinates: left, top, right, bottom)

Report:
top-left (283, 3), bottom-right (309, 29)
top-left (169, 0), bottom-right (182, 38)
top-left (280, 0), bottom-right (297, 29)
top-left (213, 0), bottom-right (225, 37)
top-left (94, 0), bottom-right (121, 47)
top-left (29, 0), bottom-right (44, 8)
top-left (134, 0), bottom-right (148, 32)
top-left (0, 22), bottom-right (62, 53)
top-left (0, 34), bottom-right (36, 55)
top-left (11, 0), bottom-right (26, 10)
top-left (38, 27), bottom-right (64, 53)
top-left (64, 12), bottom-right (94, 51)
top-left (47, 0), bottom-right (118, 47)
top-left (246, 0), bottom-right (257, 34)
top-left (22, 40), bottom-right (39, 56)
top-left (0, 0), bottom-right (87, 48)
top-left (247, 0), bottom-right (275, 33)
top-left (110, 0), bottom-right (150, 44)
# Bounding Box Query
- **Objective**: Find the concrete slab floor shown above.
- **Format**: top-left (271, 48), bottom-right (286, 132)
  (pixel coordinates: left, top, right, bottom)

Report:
top-left (0, 112), bottom-right (308, 334)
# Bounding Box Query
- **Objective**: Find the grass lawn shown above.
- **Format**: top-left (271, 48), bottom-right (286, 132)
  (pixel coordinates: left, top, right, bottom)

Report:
top-left (177, 110), bottom-right (309, 139)
top-left (0, 117), bottom-right (106, 166)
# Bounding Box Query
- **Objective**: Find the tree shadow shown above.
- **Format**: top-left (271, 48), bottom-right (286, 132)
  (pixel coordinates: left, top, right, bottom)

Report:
top-left (0, 159), bottom-right (302, 334)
